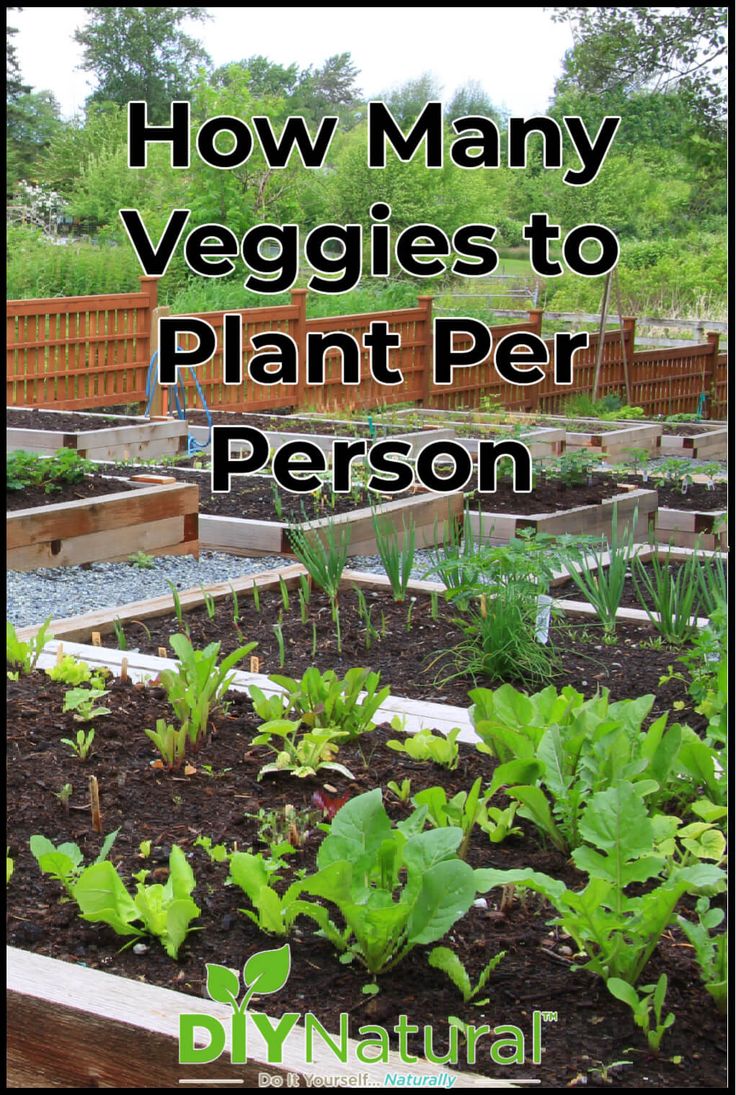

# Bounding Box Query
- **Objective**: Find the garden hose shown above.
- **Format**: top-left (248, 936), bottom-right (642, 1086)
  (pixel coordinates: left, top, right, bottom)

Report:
top-left (144, 349), bottom-right (213, 454)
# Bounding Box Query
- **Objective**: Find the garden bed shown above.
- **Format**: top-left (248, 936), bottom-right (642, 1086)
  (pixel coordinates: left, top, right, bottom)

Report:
top-left (6, 637), bottom-right (726, 1088)
top-left (7, 478), bottom-right (199, 571)
top-left (101, 465), bottom-right (465, 557)
top-left (15, 569), bottom-right (697, 718)
top-left (185, 409), bottom-right (455, 457)
top-left (467, 481), bottom-right (657, 545)
top-left (7, 407), bottom-right (188, 462)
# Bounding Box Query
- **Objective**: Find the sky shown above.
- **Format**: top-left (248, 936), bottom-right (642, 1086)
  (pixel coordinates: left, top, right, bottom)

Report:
top-left (11, 6), bottom-right (574, 119)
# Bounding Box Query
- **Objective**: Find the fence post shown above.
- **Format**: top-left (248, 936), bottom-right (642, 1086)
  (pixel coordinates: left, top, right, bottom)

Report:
top-left (705, 331), bottom-right (720, 419)
top-left (418, 295), bottom-right (434, 406)
top-left (291, 288), bottom-right (308, 411)
top-left (147, 304), bottom-right (171, 417)
top-left (527, 308), bottom-right (543, 336)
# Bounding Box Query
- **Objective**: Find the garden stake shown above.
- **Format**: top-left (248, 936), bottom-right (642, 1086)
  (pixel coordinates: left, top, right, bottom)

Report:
top-left (250, 656), bottom-right (260, 673)
top-left (89, 775), bottom-right (102, 834)
top-left (158, 646), bottom-right (167, 658)
top-left (91, 631), bottom-right (102, 647)
top-left (120, 657), bottom-right (129, 682)
top-left (56, 643), bottom-right (64, 665)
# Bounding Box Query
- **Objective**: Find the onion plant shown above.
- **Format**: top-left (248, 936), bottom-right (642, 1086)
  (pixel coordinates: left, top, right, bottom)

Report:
top-left (558, 505), bottom-right (637, 636)
top-left (631, 549), bottom-right (701, 644)
top-left (372, 512), bottom-right (416, 602)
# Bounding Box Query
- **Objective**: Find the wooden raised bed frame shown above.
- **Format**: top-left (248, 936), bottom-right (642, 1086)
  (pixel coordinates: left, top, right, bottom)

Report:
top-left (7, 479), bottom-right (199, 570)
top-left (187, 412), bottom-right (457, 458)
top-left (466, 484), bottom-right (658, 546)
top-left (7, 408), bottom-right (188, 461)
top-left (653, 506), bottom-right (727, 551)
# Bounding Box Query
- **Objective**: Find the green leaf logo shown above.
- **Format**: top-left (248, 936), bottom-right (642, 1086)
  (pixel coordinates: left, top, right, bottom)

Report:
top-left (243, 944), bottom-right (291, 995)
top-left (205, 963), bottom-right (241, 1008)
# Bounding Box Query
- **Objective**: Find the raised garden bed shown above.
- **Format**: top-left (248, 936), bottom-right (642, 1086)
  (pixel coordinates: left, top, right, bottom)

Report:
top-left (15, 568), bottom-right (698, 719)
top-left (101, 465), bottom-right (465, 557)
top-left (185, 409), bottom-right (455, 458)
top-left (7, 407), bottom-right (188, 462)
top-left (621, 477), bottom-right (728, 551)
top-left (467, 478), bottom-right (657, 546)
top-left (7, 476), bottom-right (199, 571)
top-left (6, 631), bottom-right (726, 1088)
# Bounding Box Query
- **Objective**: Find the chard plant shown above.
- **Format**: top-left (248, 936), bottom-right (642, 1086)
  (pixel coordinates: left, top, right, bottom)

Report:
top-left (298, 789), bottom-right (490, 976)
top-left (30, 829), bottom-right (120, 897)
top-left (144, 718), bottom-right (189, 770)
top-left (478, 781), bottom-right (726, 985)
top-left (387, 726), bottom-right (461, 770)
top-left (428, 946), bottom-right (506, 1004)
top-left (6, 617), bottom-right (52, 677)
top-left (262, 667), bottom-right (390, 741)
top-left (72, 845), bottom-right (200, 959)
top-left (158, 633), bottom-right (256, 751)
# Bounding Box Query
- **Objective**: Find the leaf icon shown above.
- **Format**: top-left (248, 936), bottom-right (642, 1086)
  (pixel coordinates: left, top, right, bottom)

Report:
top-left (243, 944), bottom-right (291, 995)
top-left (205, 963), bottom-right (241, 1008)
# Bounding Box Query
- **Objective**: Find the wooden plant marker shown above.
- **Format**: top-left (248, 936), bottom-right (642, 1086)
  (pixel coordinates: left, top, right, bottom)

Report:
top-left (250, 655), bottom-right (260, 673)
top-left (89, 776), bottom-right (102, 834)
top-left (55, 643), bottom-right (64, 665)
top-left (91, 632), bottom-right (102, 647)
top-left (120, 657), bottom-right (129, 682)
top-left (157, 647), bottom-right (167, 659)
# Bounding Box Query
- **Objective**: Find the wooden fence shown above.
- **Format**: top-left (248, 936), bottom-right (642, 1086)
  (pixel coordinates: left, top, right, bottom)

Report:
top-left (6, 280), bottom-right (727, 419)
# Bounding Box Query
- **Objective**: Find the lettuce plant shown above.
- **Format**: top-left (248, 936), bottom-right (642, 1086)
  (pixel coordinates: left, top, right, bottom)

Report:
top-left (253, 720), bottom-right (354, 781)
top-left (411, 778), bottom-right (484, 859)
top-left (72, 845), bottom-right (199, 958)
top-left (298, 789), bottom-right (488, 975)
top-left (387, 727), bottom-right (461, 770)
top-left (227, 852), bottom-right (332, 937)
top-left (30, 829), bottom-right (119, 897)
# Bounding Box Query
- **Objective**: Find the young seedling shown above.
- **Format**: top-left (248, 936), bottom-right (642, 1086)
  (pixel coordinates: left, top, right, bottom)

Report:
top-left (61, 728), bottom-right (95, 761)
top-left (428, 946), bottom-right (506, 1004)
top-left (607, 974), bottom-right (675, 1052)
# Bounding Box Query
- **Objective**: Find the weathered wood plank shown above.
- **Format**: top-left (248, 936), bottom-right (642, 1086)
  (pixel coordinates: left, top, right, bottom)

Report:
top-left (8, 947), bottom-right (506, 1089)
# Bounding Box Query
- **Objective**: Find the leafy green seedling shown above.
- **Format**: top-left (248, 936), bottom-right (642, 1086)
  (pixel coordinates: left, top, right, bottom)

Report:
top-left (607, 974), bottom-right (674, 1052)
top-left (428, 946), bottom-right (506, 1003)
top-left (60, 727), bottom-right (95, 761)
top-left (387, 726), bottom-right (461, 770)
top-left (387, 779), bottom-right (412, 802)
top-left (30, 829), bottom-right (120, 897)
top-left (7, 617), bottom-right (52, 676)
top-left (62, 686), bottom-right (110, 723)
top-left (72, 844), bottom-right (200, 958)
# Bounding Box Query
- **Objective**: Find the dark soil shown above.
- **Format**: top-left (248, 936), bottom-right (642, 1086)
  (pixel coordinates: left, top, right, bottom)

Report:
top-left (623, 477), bottom-right (727, 512)
top-left (185, 411), bottom-right (429, 438)
top-left (105, 464), bottom-right (418, 521)
top-left (7, 408), bottom-right (144, 431)
top-left (107, 587), bottom-right (693, 721)
top-left (6, 669), bottom-right (726, 1088)
top-left (472, 474), bottom-right (634, 515)
top-left (660, 424), bottom-right (725, 436)
top-left (6, 474), bottom-right (136, 512)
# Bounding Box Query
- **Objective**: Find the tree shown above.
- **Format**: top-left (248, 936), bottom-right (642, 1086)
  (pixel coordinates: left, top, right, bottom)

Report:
top-left (447, 81), bottom-right (504, 123)
top-left (74, 7), bottom-right (211, 120)
top-left (292, 53), bottom-right (363, 126)
top-left (381, 74), bottom-right (443, 125)
top-left (550, 7), bottom-right (727, 130)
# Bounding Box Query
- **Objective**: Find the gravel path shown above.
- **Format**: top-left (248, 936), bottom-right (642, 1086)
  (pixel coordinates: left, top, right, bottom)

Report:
top-left (6, 549), bottom-right (441, 629)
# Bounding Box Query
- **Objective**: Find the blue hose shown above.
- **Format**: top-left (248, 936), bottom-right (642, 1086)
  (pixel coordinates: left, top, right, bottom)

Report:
top-left (144, 349), bottom-right (213, 453)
